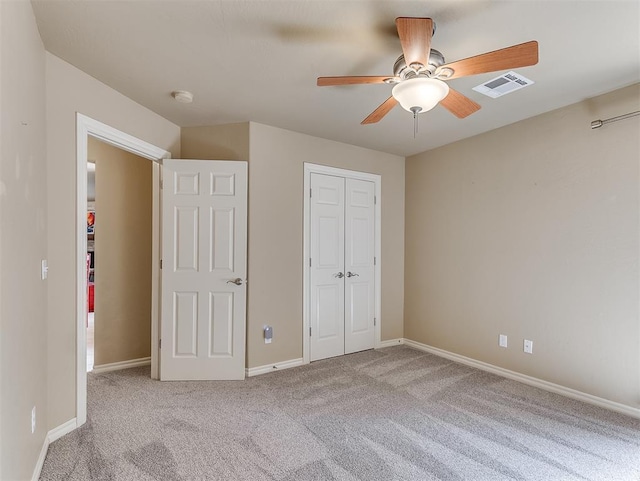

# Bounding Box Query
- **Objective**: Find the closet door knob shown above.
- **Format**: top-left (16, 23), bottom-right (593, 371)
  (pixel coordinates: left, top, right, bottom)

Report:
top-left (334, 272), bottom-right (344, 278)
top-left (346, 271), bottom-right (359, 277)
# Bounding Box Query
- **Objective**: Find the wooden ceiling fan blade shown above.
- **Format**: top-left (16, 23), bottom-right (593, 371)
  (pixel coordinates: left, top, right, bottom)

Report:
top-left (440, 41), bottom-right (538, 80)
top-left (361, 96), bottom-right (398, 124)
top-left (396, 17), bottom-right (433, 69)
top-left (440, 88), bottom-right (481, 118)
top-left (317, 76), bottom-right (396, 86)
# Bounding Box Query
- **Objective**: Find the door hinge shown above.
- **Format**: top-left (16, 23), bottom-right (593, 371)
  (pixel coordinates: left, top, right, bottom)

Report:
top-left (310, 188), bottom-right (312, 198)
top-left (160, 259), bottom-right (163, 269)
top-left (374, 257), bottom-right (376, 266)
top-left (374, 195), bottom-right (377, 205)
top-left (309, 327), bottom-right (312, 337)
top-left (374, 318), bottom-right (376, 326)
top-left (309, 258), bottom-right (312, 267)
top-left (159, 339), bottom-right (161, 349)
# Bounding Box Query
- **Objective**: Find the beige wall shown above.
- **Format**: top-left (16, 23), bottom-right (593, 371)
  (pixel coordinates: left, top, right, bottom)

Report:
top-left (46, 53), bottom-right (180, 429)
top-left (247, 123), bottom-right (405, 368)
top-left (89, 138), bottom-right (152, 366)
top-left (0, 1), bottom-right (49, 479)
top-left (405, 83), bottom-right (640, 408)
top-left (180, 123), bottom-right (405, 369)
top-left (181, 123), bottom-right (249, 161)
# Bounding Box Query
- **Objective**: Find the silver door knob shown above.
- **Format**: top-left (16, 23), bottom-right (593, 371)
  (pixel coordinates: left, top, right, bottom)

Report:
top-left (226, 278), bottom-right (244, 285)
top-left (334, 272), bottom-right (344, 278)
top-left (346, 271), bottom-right (359, 277)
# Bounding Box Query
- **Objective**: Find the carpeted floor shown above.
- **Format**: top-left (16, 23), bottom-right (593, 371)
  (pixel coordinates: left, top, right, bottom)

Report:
top-left (40, 346), bottom-right (640, 480)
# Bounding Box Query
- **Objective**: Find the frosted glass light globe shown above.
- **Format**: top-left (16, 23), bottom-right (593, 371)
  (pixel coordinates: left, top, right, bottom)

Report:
top-left (392, 78), bottom-right (450, 113)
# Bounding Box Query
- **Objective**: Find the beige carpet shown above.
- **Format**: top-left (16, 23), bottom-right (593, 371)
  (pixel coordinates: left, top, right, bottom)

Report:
top-left (40, 346), bottom-right (640, 480)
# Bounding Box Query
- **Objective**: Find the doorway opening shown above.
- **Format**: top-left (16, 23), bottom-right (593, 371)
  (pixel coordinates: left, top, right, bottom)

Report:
top-left (76, 113), bottom-right (170, 427)
top-left (87, 160), bottom-right (95, 372)
top-left (302, 163), bottom-right (382, 365)
top-left (86, 137), bottom-right (155, 374)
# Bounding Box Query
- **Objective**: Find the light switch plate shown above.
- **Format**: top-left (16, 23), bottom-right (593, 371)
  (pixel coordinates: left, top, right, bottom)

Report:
top-left (524, 339), bottom-right (533, 354)
top-left (499, 334), bottom-right (508, 348)
top-left (41, 260), bottom-right (48, 280)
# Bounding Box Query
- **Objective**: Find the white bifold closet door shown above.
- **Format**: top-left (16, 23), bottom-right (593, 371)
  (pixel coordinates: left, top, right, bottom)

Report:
top-left (310, 173), bottom-right (375, 362)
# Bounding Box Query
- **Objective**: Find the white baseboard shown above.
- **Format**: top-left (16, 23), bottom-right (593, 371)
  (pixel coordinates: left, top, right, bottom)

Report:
top-left (32, 418), bottom-right (78, 481)
top-left (246, 342), bottom-right (406, 376)
top-left (47, 417), bottom-right (77, 443)
top-left (377, 338), bottom-right (405, 348)
top-left (92, 357), bottom-right (151, 374)
top-left (403, 338), bottom-right (640, 420)
top-left (246, 358), bottom-right (304, 377)
top-left (32, 436), bottom-right (49, 481)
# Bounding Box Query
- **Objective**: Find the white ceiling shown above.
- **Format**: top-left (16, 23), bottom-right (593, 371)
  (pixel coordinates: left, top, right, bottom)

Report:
top-left (31, 1), bottom-right (640, 157)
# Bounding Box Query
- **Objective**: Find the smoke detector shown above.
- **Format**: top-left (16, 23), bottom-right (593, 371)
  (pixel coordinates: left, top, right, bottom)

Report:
top-left (171, 90), bottom-right (193, 103)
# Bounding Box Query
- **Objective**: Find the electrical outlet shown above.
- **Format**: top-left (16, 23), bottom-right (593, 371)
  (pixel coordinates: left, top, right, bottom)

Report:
top-left (264, 326), bottom-right (273, 344)
top-left (524, 339), bottom-right (533, 354)
top-left (31, 406), bottom-right (36, 434)
top-left (499, 334), bottom-right (508, 348)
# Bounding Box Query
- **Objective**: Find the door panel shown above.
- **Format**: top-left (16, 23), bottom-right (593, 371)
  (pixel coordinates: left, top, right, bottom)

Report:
top-left (210, 207), bottom-right (235, 271)
top-left (209, 291), bottom-right (234, 357)
top-left (318, 216), bottom-right (341, 267)
top-left (175, 206), bottom-right (198, 271)
top-left (161, 160), bottom-right (247, 380)
top-left (317, 284), bottom-right (342, 339)
top-left (310, 173), bottom-right (345, 361)
top-left (348, 282), bottom-right (372, 333)
top-left (174, 291), bottom-right (197, 357)
top-left (344, 178), bottom-right (375, 354)
top-left (350, 217), bottom-right (371, 266)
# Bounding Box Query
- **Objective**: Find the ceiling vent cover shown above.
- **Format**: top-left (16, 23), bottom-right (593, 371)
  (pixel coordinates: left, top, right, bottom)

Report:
top-left (472, 71), bottom-right (534, 98)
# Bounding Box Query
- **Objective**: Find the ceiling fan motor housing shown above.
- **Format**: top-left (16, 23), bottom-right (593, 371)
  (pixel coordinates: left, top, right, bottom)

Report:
top-left (393, 49), bottom-right (446, 79)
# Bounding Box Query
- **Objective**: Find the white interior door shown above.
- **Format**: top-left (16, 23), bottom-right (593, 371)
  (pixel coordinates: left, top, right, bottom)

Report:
top-left (160, 160), bottom-right (247, 380)
top-left (310, 173), bottom-right (375, 362)
top-left (310, 173), bottom-right (345, 361)
top-left (344, 178), bottom-right (375, 354)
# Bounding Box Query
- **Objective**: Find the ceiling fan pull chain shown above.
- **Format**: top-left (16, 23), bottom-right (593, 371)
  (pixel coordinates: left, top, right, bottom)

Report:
top-left (411, 106), bottom-right (420, 137)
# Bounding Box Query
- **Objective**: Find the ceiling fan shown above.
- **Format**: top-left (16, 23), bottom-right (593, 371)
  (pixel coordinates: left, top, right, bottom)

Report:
top-left (317, 17), bottom-right (538, 124)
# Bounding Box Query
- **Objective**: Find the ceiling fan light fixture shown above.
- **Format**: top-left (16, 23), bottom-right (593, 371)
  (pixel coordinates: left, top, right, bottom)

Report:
top-left (391, 78), bottom-right (449, 114)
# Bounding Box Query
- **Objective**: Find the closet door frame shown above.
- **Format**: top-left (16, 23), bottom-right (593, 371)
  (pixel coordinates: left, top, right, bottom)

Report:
top-left (302, 163), bottom-right (381, 364)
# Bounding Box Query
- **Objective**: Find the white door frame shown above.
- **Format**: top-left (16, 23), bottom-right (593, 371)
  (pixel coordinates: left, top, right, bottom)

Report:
top-left (302, 163), bottom-right (382, 364)
top-left (76, 113), bottom-right (170, 426)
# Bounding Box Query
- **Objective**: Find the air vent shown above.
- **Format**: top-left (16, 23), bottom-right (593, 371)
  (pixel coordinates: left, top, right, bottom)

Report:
top-left (472, 71), bottom-right (534, 98)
